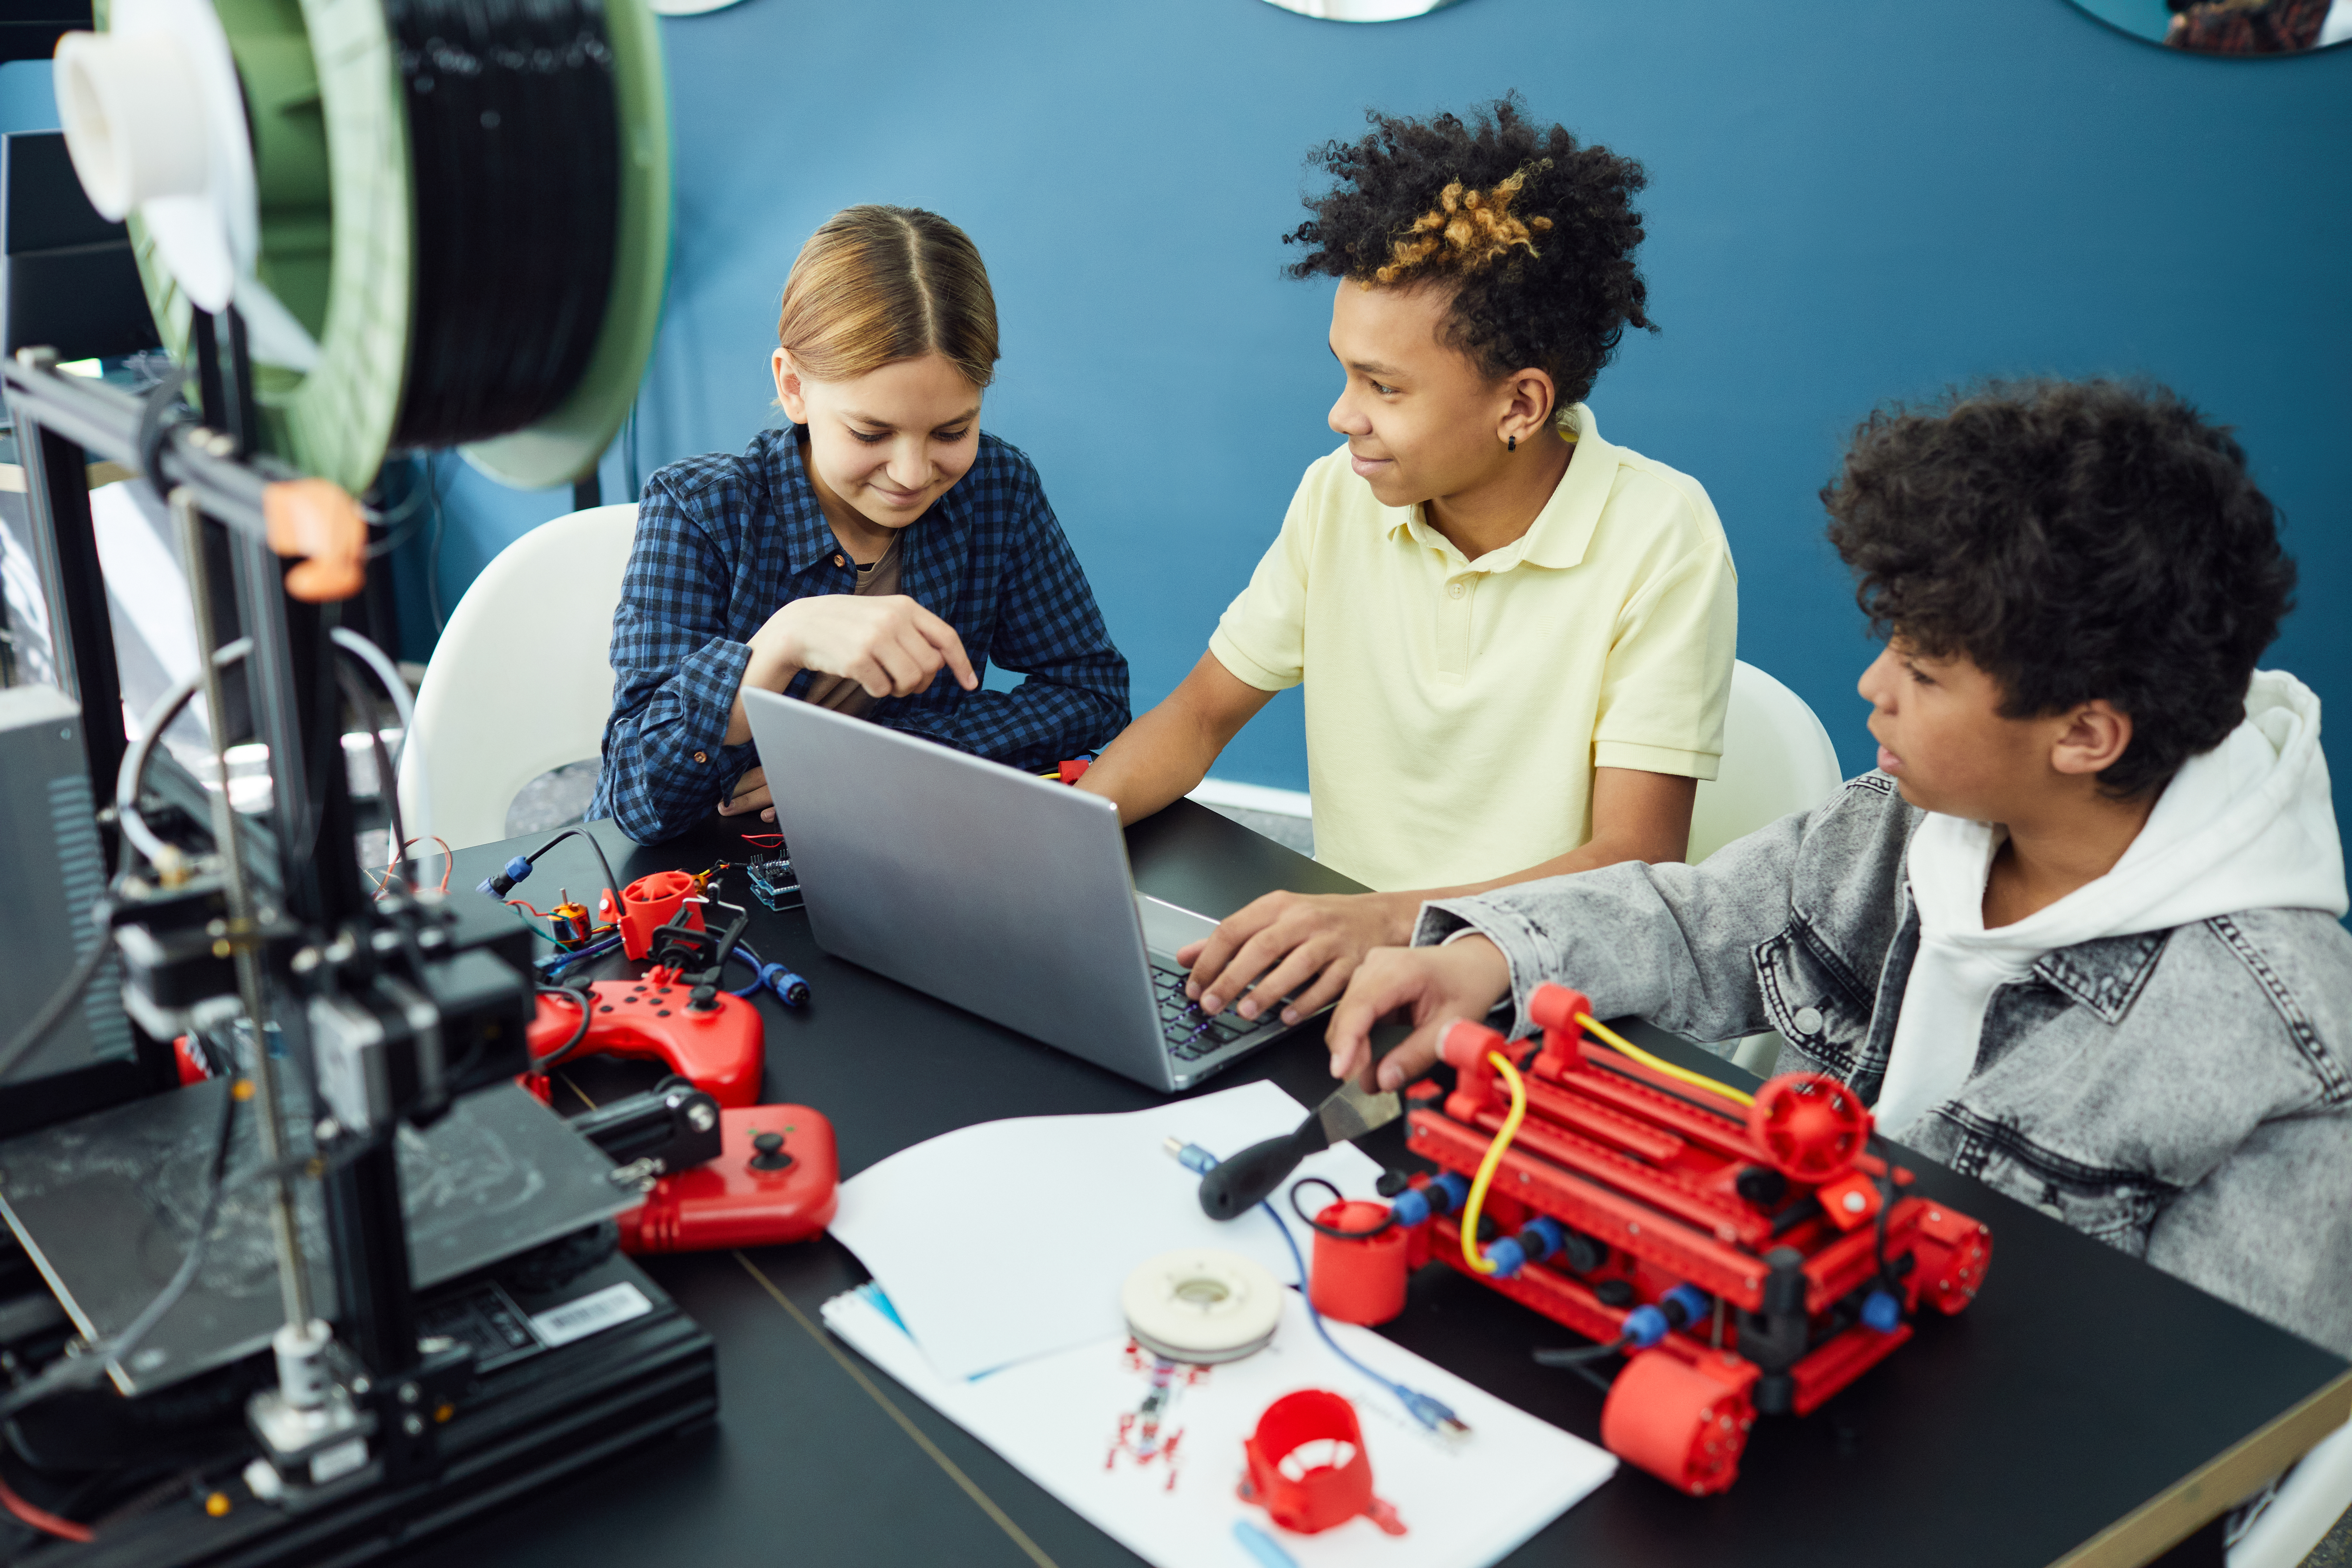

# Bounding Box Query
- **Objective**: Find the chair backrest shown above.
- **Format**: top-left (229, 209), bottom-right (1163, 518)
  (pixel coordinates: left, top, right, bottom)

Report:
top-left (2227, 1418), bottom-right (2352, 1568)
top-left (397, 503), bottom-right (638, 851)
top-left (1687, 660), bottom-right (1846, 864)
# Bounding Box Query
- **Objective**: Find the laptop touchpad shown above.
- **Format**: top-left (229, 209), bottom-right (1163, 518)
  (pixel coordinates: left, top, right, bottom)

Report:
top-left (1136, 894), bottom-right (1218, 962)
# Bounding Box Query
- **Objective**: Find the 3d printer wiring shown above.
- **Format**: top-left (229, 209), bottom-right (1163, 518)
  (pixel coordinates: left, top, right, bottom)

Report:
top-left (0, 1067), bottom-right (242, 1433)
top-left (0, 833), bottom-right (123, 1084)
top-left (378, 835), bottom-right (453, 896)
top-left (0, 927), bottom-right (113, 1085)
top-left (0, 1471), bottom-right (93, 1543)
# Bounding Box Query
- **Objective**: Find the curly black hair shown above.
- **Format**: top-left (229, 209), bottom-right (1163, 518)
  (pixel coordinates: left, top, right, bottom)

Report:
top-left (1824, 379), bottom-right (2296, 797)
top-left (1284, 94), bottom-right (1653, 410)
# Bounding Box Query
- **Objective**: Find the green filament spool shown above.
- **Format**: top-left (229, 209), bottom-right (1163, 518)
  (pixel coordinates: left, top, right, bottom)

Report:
top-left (95, 0), bottom-right (669, 495)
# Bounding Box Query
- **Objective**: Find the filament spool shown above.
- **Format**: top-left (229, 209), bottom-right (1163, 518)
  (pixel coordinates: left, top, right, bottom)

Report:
top-left (1121, 1249), bottom-right (1283, 1365)
top-left (82, 0), bottom-right (669, 493)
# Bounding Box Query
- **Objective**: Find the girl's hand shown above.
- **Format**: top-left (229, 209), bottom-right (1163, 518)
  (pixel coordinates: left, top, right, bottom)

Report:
top-left (719, 766), bottom-right (772, 819)
top-left (753, 594), bottom-right (978, 700)
top-left (1325, 936), bottom-right (1514, 1090)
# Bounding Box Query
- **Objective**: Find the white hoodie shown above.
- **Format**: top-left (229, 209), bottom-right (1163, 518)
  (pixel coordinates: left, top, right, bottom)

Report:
top-left (1874, 670), bottom-right (2348, 1139)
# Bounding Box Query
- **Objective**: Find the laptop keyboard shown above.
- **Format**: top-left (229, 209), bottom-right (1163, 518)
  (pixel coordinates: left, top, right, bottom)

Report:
top-left (1151, 960), bottom-right (1267, 1062)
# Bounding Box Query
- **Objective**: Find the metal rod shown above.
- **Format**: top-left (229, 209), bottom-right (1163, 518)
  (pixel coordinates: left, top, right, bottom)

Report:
top-left (219, 307), bottom-right (257, 459)
top-left (9, 412), bottom-right (125, 810)
top-left (5, 349), bottom-right (278, 537)
top-left (172, 484), bottom-right (313, 1335)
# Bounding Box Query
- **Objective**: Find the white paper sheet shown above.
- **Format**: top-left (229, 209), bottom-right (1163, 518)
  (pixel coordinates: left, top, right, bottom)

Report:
top-left (825, 1284), bottom-right (1616, 1568)
top-left (826, 1082), bottom-right (1386, 1379)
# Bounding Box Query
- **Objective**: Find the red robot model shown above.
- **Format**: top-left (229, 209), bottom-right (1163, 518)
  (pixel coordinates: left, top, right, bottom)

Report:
top-left (1381, 982), bottom-right (1990, 1496)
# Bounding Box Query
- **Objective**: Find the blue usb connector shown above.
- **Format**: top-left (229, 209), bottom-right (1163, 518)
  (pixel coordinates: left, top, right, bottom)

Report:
top-left (1163, 1138), bottom-right (1470, 1441)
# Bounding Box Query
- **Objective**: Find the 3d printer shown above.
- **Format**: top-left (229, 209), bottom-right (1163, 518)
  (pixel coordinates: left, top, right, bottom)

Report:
top-left (0, 0), bottom-right (721, 1559)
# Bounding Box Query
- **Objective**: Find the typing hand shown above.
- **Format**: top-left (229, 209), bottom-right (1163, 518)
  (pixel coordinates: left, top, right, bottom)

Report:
top-left (754, 593), bottom-right (978, 700)
top-left (1325, 937), bottom-right (1513, 1091)
top-left (719, 765), bottom-right (775, 823)
top-left (1178, 890), bottom-right (1416, 1027)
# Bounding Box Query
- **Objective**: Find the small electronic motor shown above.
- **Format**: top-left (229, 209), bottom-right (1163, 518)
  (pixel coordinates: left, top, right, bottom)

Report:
top-left (548, 891), bottom-right (594, 949)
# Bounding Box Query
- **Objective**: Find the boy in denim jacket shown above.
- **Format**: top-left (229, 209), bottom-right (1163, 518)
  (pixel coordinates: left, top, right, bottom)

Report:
top-left (1327, 380), bottom-right (2352, 1355)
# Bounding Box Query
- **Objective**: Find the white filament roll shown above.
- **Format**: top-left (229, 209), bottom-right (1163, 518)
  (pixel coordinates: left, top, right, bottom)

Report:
top-left (1121, 1250), bottom-right (1284, 1365)
top-left (58, 0), bottom-right (250, 313)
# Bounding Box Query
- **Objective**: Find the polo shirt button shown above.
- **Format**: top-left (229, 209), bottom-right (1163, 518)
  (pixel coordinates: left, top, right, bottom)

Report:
top-left (1792, 1006), bottom-right (1824, 1035)
top-left (692, 750), bottom-right (708, 764)
top-left (1447, 580), bottom-right (1466, 600)
top-left (832, 553), bottom-right (846, 567)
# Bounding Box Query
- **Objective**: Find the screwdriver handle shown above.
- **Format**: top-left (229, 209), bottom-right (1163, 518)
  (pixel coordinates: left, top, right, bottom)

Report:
top-left (1197, 1127), bottom-right (1311, 1221)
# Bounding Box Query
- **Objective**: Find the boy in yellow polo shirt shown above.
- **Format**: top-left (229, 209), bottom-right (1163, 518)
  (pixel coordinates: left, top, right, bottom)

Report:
top-left (1079, 96), bottom-right (1736, 1027)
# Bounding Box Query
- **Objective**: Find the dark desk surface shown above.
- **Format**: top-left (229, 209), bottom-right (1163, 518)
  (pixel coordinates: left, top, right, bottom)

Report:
top-left (417, 803), bottom-right (2348, 1568)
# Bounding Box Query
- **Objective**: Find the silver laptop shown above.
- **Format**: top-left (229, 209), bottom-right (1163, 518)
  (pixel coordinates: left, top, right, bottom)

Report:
top-left (741, 688), bottom-right (1309, 1092)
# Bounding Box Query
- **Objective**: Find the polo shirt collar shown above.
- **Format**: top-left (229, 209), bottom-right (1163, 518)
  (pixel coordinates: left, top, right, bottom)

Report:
top-left (1388, 401), bottom-right (1618, 573)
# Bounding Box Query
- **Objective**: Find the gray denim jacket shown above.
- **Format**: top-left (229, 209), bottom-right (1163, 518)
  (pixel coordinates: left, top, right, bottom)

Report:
top-left (1417, 772), bottom-right (2352, 1357)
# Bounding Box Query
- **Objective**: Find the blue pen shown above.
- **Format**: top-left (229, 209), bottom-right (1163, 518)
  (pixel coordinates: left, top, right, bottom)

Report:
top-left (1232, 1518), bottom-right (1298, 1568)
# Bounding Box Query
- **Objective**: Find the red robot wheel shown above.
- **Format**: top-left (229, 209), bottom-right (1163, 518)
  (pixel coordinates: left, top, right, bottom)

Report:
top-left (1600, 1351), bottom-right (1757, 1497)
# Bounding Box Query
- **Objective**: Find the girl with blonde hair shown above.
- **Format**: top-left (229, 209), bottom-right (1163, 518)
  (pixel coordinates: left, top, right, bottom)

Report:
top-left (593, 205), bottom-right (1129, 841)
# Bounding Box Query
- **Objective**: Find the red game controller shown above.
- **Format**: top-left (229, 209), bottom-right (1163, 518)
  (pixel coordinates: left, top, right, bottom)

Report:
top-left (615, 1104), bottom-right (839, 1253)
top-left (524, 965), bottom-right (764, 1107)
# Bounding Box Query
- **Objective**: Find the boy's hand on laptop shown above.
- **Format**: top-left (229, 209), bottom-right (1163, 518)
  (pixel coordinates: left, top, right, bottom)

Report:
top-left (1325, 937), bottom-right (1513, 1091)
top-left (752, 593), bottom-right (980, 700)
top-left (1180, 890), bottom-right (1416, 1027)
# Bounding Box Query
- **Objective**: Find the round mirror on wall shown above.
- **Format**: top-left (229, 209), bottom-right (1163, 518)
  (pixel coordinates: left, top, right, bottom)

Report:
top-left (1261, 0), bottom-right (1469, 20)
top-left (2069, 0), bottom-right (2352, 53)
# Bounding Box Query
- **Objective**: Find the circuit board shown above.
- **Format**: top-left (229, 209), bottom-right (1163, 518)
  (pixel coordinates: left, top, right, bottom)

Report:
top-left (745, 850), bottom-right (801, 911)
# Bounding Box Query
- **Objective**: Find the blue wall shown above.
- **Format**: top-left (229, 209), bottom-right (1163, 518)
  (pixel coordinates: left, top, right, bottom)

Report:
top-left (433, 0), bottom-right (2352, 810)
top-left (0, 60), bottom-right (58, 135)
top-left (25, 4), bottom-right (2348, 811)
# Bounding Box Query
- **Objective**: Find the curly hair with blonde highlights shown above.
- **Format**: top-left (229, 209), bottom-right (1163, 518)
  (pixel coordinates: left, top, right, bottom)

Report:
top-left (1373, 167), bottom-right (1553, 284)
top-left (1286, 96), bottom-right (1653, 409)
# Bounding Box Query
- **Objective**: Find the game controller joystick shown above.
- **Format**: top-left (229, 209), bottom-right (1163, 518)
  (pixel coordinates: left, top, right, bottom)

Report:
top-left (615, 1104), bottom-right (840, 1253)
top-left (525, 965), bottom-right (765, 1107)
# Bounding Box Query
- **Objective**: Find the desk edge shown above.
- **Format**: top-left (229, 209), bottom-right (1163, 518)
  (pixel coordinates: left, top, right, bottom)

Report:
top-left (2051, 1365), bottom-right (2352, 1568)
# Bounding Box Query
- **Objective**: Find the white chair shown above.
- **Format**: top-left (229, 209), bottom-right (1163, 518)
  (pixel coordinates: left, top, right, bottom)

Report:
top-left (2228, 1418), bottom-right (2352, 1568)
top-left (397, 504), bottom-right (638, 851)
top-left (1687, 660), bottom-right (1846, 865)
top-left (1685, 661), bottom-right (1847, 1072)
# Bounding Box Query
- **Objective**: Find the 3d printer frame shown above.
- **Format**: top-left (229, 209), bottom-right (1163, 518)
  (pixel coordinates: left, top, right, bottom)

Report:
top-left (0, 330), bottom-right (715, 1564)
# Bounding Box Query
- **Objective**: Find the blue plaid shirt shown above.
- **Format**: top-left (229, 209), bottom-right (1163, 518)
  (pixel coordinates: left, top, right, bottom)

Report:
top-left (590, 427), bottom-right (1130, 843)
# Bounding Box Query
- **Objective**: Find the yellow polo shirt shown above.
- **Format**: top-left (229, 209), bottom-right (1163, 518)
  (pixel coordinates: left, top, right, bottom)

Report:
top-left (1208, 404), bottom-right (1736, 892)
